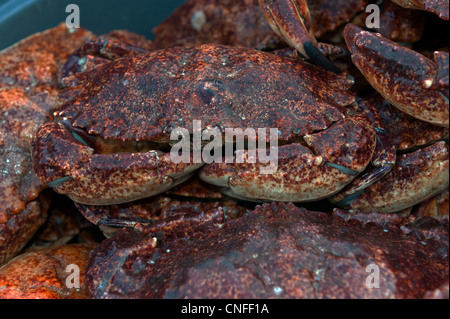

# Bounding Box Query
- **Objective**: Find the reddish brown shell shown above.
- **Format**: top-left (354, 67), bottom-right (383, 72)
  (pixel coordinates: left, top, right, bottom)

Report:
top-left (0, 24), bottom-right (93, 265)
top-left (200, 115), bottom-right (377, 202)
top-left (153, 0), bottom-right (284, 50)
top-left (365, 94), bottom-right (448, 151)
top-left (59, 44), bottom-right (355, 143)
top-left (85, 202), bottom-right (449, 299)
top-left (309, 0), bottom-right (369, 38)
top-left (331, 142), bottom-right (449, 213)
top-left (0, 243), bottom-right (96, 299)
top-left (392, 0), bottom-right (449, 20)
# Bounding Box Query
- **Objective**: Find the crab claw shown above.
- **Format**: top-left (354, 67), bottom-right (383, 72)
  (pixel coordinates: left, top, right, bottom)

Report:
top-left (391, 0), bottom-right (449, 21)
top-left (344, 23), bottom-right (449, 127)
top-left (259, 0), bottom-right (341, 73)
top-left (200, 115), bottom-right (376, 203)
top-left (31, 122), bottom-right (203, 205)
top-left (330, 142), bottom-right (449, 213)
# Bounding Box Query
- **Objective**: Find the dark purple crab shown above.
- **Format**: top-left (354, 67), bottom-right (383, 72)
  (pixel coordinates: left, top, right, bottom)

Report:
top-left (0, 23), bottom-right (94, 265)
top-left (85, 202), bottom-right (449, 299)
top-left (391, 0), bottom-right (449, 21)
top-left (330, 94), bottom-right (449, 213)
top-left (31, 41), bottom-right (391, 206)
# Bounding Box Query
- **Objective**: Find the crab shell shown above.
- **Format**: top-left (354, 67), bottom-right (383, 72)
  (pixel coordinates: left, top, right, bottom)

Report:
top-left (153, 0), bottom-right (370, 50)
top-left (32, 43), bottom-right (378, 205)
top-left (85, 202), bottom-right (449, 299)
top-left (0, 23), bottom-right (94, 265)
top-left (391, 0), bottom-right (449, 21)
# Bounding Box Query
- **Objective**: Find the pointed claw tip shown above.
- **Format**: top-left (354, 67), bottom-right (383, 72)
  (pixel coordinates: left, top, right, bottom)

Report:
top-left (343, 24), bottom-right (364, 51)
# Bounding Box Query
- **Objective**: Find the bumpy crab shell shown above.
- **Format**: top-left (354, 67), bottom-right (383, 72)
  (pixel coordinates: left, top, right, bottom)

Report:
top-left (392, 0), bottom-right (449, 20)
top-left (153, 0), bottom-right (370, 50)
top-left (0, 243), bottom-right (96, 299)
top-left (0, 23), bottom-right (93, 265)
top-left (33, 43), bottom-right (379, 204)
top-left (56, 44), bottom-right (355, 143)
top-left (85, 202), bottom-right (449, 299)
top-left (153, 0), bottom-right (284, 50)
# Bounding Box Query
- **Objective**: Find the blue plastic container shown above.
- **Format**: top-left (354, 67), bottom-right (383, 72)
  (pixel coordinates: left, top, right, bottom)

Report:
top-left (0, 0), bottom-right (185, 50)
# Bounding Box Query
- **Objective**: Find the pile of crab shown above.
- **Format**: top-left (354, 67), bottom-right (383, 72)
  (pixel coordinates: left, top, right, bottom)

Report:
top-left (0, 0), bottom-right (448, 299)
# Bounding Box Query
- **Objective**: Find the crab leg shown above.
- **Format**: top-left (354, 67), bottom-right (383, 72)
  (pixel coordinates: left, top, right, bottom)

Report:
top-left (259, 0), bottom-right (341, 73)
top-left (31, 122), bottom-right (203, 206)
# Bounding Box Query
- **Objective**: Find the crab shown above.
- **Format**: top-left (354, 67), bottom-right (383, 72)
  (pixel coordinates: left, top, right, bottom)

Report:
top-left (32, 38), bottom-right (392, 206)
top-left (329, 90), bottom-right (449, 213)
top-left (33, 0), bottom-right (410, 208)
top-left (0, 23), bottom-right (94, 266)
top-left (85, 202), bottom-right (449, 299)
top-left (330, 21), bottom-right (450, 212)
top-left (153, 0), bottom-right (371, 49)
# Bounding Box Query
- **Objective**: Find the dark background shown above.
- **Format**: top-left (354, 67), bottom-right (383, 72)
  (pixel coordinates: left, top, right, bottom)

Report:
top-left (0, 0), bottom-right (186, 50)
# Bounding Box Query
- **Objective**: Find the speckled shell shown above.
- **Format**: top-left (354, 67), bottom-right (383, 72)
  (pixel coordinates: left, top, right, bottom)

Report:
top-left (32, 122), bottom-right (203, 206)
top-left (392, 0), bottom-right (449, 20)
top-left (344, 24), bottom-right (449, 127)
top-left (200, 115), bottom-right (376, 202)
top-left (0, 23), bottom-right (93, 265)
top-left (85, 202), bottom-right (449, 299)
top-left (331, 142), bottom-right (449, 213)
top-left (378, 0), bottom-right (425, 43)
top-left (0, 243), bottom-right (96, 299)
top-left (74, 177), bottom-right (247, 235)
top-left (153, 0), bottom-right (284, 50)
top-left (309, 0), bottom-right (369, 38)
top-left (366, 94), bottom-right (448, 151)
top-left (58, 44), bottom-right (355, 143)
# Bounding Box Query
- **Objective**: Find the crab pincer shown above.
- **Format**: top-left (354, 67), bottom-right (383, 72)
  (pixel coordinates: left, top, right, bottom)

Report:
top-left (344, 23), bottom-right (449, 127)
top-left (259, 0), bottom-right (341, 73)
top-left (31, 121), bottom-right (202, 206)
